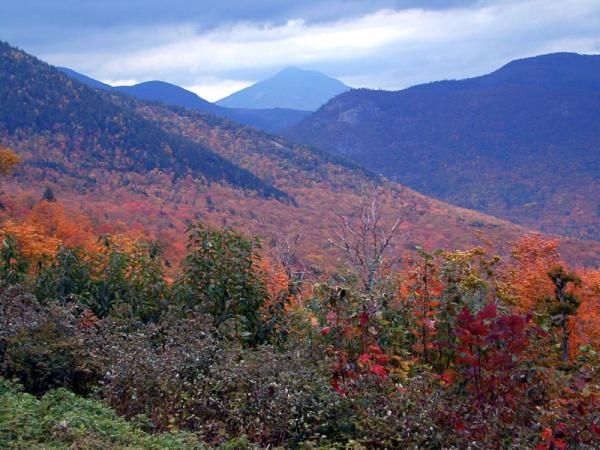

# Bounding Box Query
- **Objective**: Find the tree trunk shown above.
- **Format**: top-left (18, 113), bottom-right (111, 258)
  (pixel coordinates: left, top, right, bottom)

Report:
top-left (561, 314), bottom-right (569, 362)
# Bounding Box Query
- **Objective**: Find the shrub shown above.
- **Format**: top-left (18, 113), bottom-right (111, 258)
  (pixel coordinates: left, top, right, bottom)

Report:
top-left (0, 286), bottom-right (106, 395)
top-left (0, 377), bottom-right (204, 449)
top-left (100, 312), bottom-right (342, 447)
top-left (175, 224), bottom-right (268, 344)
top-left (34, 239), bottom-right (168, 322)
top-left (100, 313), bottom-right (221, 432)
top-left (0, 235), bottom-right (28, 286)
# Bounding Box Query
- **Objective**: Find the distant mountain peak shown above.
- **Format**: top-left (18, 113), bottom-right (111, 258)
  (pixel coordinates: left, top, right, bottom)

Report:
top-left (57, 66), bottom-right (114, 91)
top-left (277, 66), bottom-right (322, 75)
top-left (216, 67), bottom-right (350, 111)
top-left (278, 66), bottom-right (305, 73)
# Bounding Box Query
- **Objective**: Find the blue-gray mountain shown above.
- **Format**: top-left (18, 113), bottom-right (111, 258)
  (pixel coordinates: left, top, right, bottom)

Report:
top-left (58, 68), bottom-right (310, 132)
top-left (217, 67), bottom-right (350, 111)
top-left (286, 53), bottom-right (600, 241)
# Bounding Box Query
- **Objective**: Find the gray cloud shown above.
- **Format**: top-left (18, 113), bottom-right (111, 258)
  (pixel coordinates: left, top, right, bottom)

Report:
top-left (2, 0), bottom-right (599, 101)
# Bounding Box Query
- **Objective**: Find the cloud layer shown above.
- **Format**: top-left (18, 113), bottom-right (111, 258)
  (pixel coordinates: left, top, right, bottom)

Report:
top-left (2, 0), bottom-right (599, 101)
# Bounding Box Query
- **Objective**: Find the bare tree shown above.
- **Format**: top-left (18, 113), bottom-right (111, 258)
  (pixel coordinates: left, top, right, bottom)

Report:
top-left (329, 194), bottom-right (409, 293)
top-left (270, 231), bottom-right (305, 283)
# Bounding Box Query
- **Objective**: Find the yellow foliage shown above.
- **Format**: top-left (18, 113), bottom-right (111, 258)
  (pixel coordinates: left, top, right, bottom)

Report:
top-left (0, 146), bottom-right (20, 176)
top-left (0, 220), bottom-right (60, 260)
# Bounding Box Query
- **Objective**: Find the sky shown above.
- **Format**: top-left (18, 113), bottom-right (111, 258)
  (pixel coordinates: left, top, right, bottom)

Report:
top-left (1, 0), bottom-right (599, 101)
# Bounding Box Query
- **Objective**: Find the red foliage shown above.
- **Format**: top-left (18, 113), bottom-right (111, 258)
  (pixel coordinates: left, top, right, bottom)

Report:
top-left (453, 304), bottom-right (535, 411)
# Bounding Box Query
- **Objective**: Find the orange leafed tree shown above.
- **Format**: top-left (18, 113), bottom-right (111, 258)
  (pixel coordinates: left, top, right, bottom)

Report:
top-left (508, 234), bottom-right (600, 359)
top-left (0, 145), bottom-right (20, 176)
top-left (508, 234), bottom-right (562, 312)
top-left (0, 220), bottom-right (60, 261)
top-left (571, 269), bottom-right (600, 356)
top-left (26, 200), bottom-right (97, 250)
top-left (0, 200), bottom-right (99, 263)
top-left (257, 256), bottom-right (292, 308)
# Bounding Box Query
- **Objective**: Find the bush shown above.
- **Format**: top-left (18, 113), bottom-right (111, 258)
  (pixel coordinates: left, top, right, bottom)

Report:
top-left (0, 377), bottom-right (204, 449)
top-left (0, 286), bottom-right (106, 395)
top-left (100, 313), bottom-right (221, 432)
top-left (174, 224), bottom-right (268, 344)
top-left (34, 239), bottom-right (168, 322)
top-left (100, 312), bottom-right (342, 447)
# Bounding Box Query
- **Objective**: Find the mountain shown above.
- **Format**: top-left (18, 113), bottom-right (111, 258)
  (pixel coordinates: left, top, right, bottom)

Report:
top-left (57, 67), bottom-right (114, 90)
top-left (2, 42), bottom-right (599, 269)
top-left (287, 53), bottom-right (600, 241)
top-left (115, 80), bottom-right (223, 114)
top-left (216, 67), bottom-right (350, 110)
top-left (0, 41), bottom-right (285, 199)
top-left (58, 68), bottom-right (310, 132)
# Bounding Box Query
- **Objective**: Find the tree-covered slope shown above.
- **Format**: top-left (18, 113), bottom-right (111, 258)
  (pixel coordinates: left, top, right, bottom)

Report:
top-left (2, 42), bottom-right (600, 269)
top-left (287, 53), bottom-right (600, 240)
top-left (0, 41), bottom-right (285, 199)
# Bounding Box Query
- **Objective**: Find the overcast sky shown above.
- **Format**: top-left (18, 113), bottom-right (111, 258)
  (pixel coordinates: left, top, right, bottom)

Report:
top-left (2, 0), bottom-right (599, 101)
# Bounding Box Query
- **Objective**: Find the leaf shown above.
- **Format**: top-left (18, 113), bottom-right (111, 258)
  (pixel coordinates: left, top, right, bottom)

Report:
top-left (371, 364), bottom-right (387, 379)
top-left (368, 344), bottom-right (383, 354)
top-left (320, 326), bottom-right (332, 335)
top-left (478, 303), bottom-right (497, 320)
top-left (358, 353), bottom-right (371, 366)
top-left (359, 311), bottom-right (369, 327)
top-left (441, 368), bottom-right (458, 384)
top-left (326, 310), bottom-right (338, 324)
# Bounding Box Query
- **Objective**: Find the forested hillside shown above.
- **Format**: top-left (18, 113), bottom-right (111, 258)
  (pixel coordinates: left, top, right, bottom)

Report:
top-left (0, 41), bottom-right (599, 450)
top-left (0, 41), bottom-right (284, 200)
top-left (1, 42), bottom-right (599, 269)
top-left (287, 53), bottom-right (600, 241)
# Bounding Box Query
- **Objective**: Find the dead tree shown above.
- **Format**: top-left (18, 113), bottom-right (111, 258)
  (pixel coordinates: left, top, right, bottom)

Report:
top-left (329, 194), bottom-right (408, 293)
top-left (270, 231), bottom-right (305, 284)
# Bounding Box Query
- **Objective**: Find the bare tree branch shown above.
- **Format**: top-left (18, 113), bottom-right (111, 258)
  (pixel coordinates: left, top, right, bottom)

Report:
top-left (329, 193), bottom-right (410, 293)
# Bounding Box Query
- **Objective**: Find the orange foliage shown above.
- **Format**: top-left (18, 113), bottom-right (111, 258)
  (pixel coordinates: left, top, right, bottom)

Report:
top-left (571, 269), bottom-right (600, 355)
top-left (257, 256), bottom-right (292, 307)
top-left (0, 220), bottom-right (60, 261)
top-left (508, 234), bottom-right (562, 312)
top-left (0, 200), bottom-right (100, 262)
top-left (508, 235), bottom-right (600, 359)
top-left (26, 201), bottom-right (97, 249)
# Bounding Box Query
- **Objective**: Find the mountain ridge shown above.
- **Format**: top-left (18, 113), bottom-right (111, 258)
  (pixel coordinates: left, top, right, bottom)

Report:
top-left (58, 67), bottom-right (311, 132)
top-left (287, 52), bottom-right (600, 241)
top-left (0, 41), bottom-right (286, 200)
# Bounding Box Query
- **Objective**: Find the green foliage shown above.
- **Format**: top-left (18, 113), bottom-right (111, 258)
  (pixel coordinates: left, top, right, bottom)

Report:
top-left (547, 266), bottom-right (581, 317)
top-left (92, 237), bottom-right (168, 321)
top-left (0, 378), bottom-right (204, 449)
top-left (34, 238), bottom-right (168, 322)
top-left (42, 186), bottom-right (56, 202)
top-left (546, 266), bottom-right (582, 362)
top-left (34, 246), bottom-right (93, 304)
top-left (0, 235), bottom-right (28, 286)
top-left (176, 223), bottom-right (268, 343)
